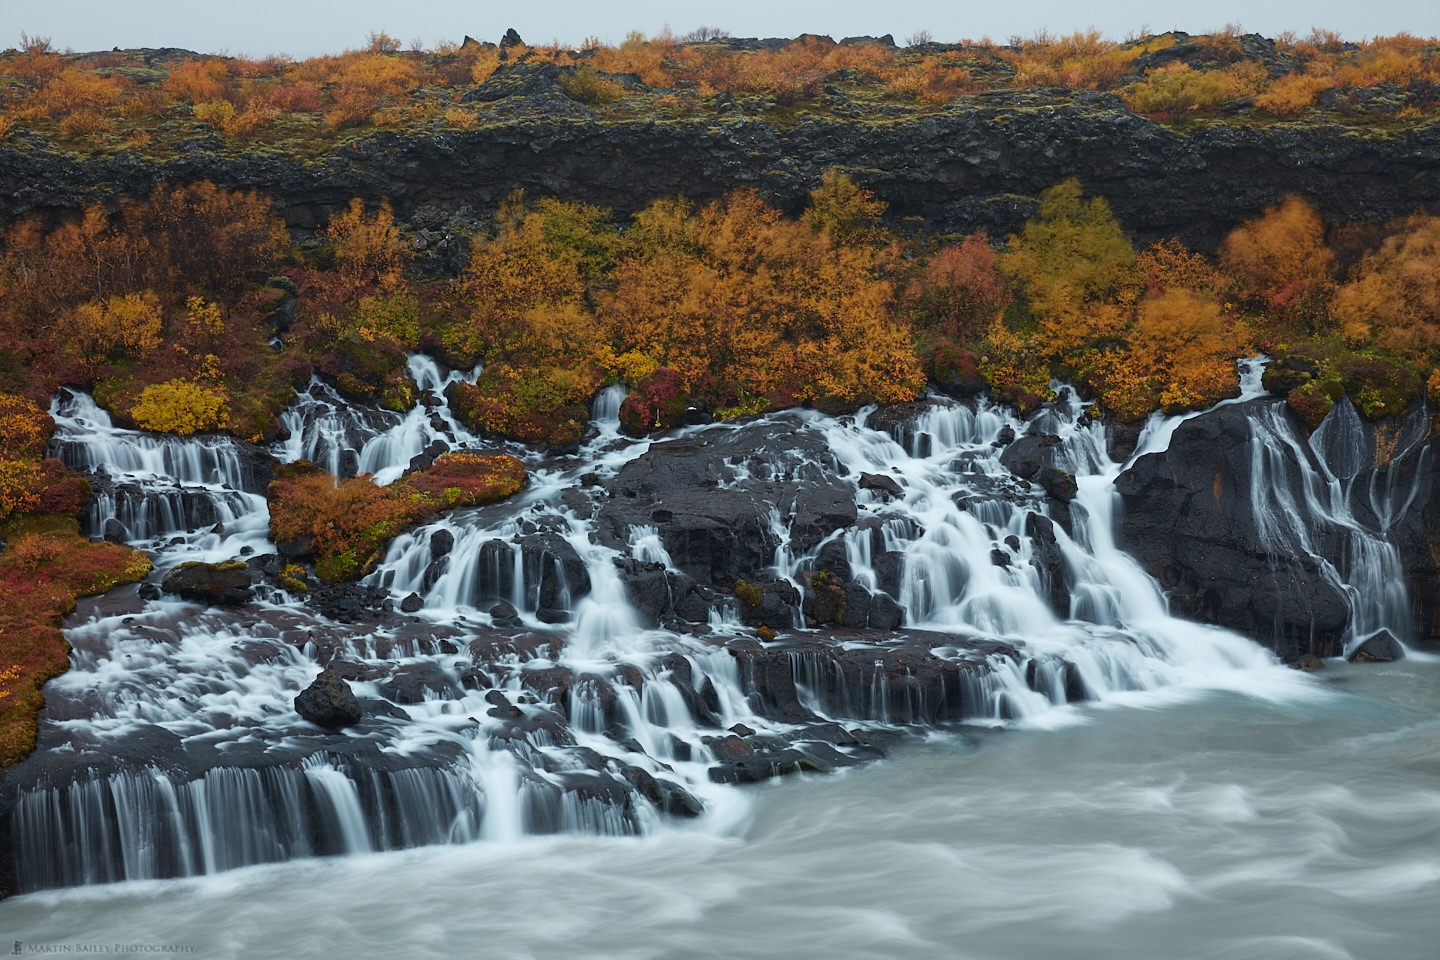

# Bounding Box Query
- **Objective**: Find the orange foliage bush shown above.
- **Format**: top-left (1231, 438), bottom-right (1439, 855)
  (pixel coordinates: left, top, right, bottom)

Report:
top-left (1125, 61), bottom-right (1266, 114)
top-left (1254, 73), bottom-right (1332, 115)
top-left (324, 53), bottom-right (418, 128)
top-left (322, 198), bottom-right (410, 292)
top-left (59, 291), bottom-right (163, 371)
top-left (599, 178), bottom-right (922, 412)
top-left (1331, 214), bottom-right (1440, 358)
top-left (268, 455), bottom-right (526, 581)
top-left (1219, 196), bottom-right (1336, 327)
top-left (1001, 30), bottom-right (1147, 91)
top-left (163, 58), bottom-right (232, 104)
top-left (0, 395), bottom-right (54, 460)
top-left (906, 233), bottom-right (1012, 342)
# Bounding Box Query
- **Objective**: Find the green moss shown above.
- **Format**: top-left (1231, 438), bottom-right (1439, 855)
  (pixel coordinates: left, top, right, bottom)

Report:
top-left (734, 579), bottom-right (762, 608)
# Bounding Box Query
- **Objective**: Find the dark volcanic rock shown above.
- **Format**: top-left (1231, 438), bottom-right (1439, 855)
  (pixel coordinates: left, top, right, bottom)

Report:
top-left (595, 418), bottom-right (852, 588)
top-left (295, 670), bottom-right (363, 728)
top-left (1348, 630), bottom-right (1405, 663)
top-left (7, 95), bottom-right (1438, 263)
top-left (1026, 512), bottom-right (1070, 618)
top-left (1000, 433), bottom-right (1064, 480)
top-left (1115, 398), bottom-right (1350, 658)
top-left (735, 577), bottom-right (801, 630)
top-left (859, 472), bottom-right (904, 498)
top-left (161, 561), bottom-right (253, 606)
top-left (1036, 465), bottom-right (1077, 502)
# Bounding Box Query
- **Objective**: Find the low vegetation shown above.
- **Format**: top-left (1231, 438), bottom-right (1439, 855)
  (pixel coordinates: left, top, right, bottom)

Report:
top-left (1, 26), bottom-right (1440, 767)
top-left (267, 453), bottom-right (527, 581)
top-left (0, 28), bottom-right (1434, 153)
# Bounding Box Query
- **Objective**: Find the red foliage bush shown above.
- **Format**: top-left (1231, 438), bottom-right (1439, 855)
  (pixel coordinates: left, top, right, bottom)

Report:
top-left (35, 459), bottom-right (90, 516)
top-left (0, 518), bottom-right (150, 767)
top-left (268, 455), bottom-right (527, 581)
top-left (618, 368), bottom-right (689, 435)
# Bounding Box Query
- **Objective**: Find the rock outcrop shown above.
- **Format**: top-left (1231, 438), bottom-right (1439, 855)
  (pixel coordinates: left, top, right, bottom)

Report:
top-left (1115, 399), bottom-right (1353, 658)
top-left (294, 670), bottom-right (363, 728)
top-left (161, 560), bottom-right (255, 606)
top-left (3, 90), bottom-right (1437, 255)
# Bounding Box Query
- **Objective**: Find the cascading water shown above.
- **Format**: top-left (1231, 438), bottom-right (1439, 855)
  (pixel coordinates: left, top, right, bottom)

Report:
top-left (275, 353), bottom-right (483, 484)
top-left (12, 360), bottom-right (1356, 895)
top-left (1246, 399), bottom-right (1415, 653)
top-left (47, 390), bottom-right (270, 564)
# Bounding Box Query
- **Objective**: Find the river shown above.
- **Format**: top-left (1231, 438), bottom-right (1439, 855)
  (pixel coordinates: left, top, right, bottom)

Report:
top-left (3, 657), bottom-right (1436, 959)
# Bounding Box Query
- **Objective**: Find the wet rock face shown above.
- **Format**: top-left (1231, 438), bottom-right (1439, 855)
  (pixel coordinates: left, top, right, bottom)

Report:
top-left (161, 561), bottom-right (254, 606)
top-left (1349, 631), bottom-right (1405, 663)
top-left (1348, 408), bottom-right (1440, 649)
top-left (6, 95), bottom-right (1439, 256)
top-left (595, 419), bottom-right (855, 589)
top-left (1115, 399), bottom-right (1351, 659)
top-left (294, 670), bottom-right (363, 728)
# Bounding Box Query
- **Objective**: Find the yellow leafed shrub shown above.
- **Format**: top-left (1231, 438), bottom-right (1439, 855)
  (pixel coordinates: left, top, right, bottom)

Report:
top-left (129, 380), bottom-right (229, 434)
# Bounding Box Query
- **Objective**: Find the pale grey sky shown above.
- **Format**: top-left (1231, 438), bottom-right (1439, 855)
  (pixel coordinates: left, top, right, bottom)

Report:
top-left (8, 0), bottom-right (1438, 58)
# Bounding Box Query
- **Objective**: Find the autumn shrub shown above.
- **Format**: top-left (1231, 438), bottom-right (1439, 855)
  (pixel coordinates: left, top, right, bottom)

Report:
top-left (450, 363), bottom-right (601, 448)
top-left (398, 453), bottom-right (529, 507)
top-left (977, 318), bottom-right (1054, 414)
top-left (999, 179), bottom-right (1138, 323)
top-left (0, 460), bottom-right (45, 522)
top-left (163, 58), bottom-right (232, 104)
top-left (885, 57), bottom-right (972, 102)
top-left (0, 395), bottom-right (54, 460)
top-left (1338, 354), bottom-right (1421, 419)
top-left (192, 99), bottom-right (237, 130)
top-left (268, 455), bottom-right (526, 581)
top-left (599, 177), bottom-right (922, 413)
top-left (0, 517), bottom-right (150, 767)
top-left (1002, 30), bottom-right (1146, 90)
top-left (265, 82), bottom-right (322, 111)
top-left (1136, 238), bottom-right (1227, 296)
top-left (1126, 288), bottom-right (1247, 415)
top-left (1331, 214), bottom-right (1440, 362)
top-left (58, 291), bottom-right (163, 371)
top-left (323, 53), bottom-right (417, 128)
top-left (562, 65), bottom-right (625, 105)
top-left (907, 233), bottom-right (1012, 342)
top-left (1254, 73), bottom-right (1332, 115)
top-left (129, 379), bottom-right (230, 434)
top-left (618, 368), bottom-right (689, 434)
top-left (35, 459), bottom-right (90, 516)
top-left (322, 198), bottom-right (410, 292)
top-left (1124, 61), bottom-right (1266, 114)
top-left (590, 30), bottom-right (678, 87)
top-left (1287, 379), bottom-right (1338, 430)
top-left (1219, 195), bottom-right (1336, 329)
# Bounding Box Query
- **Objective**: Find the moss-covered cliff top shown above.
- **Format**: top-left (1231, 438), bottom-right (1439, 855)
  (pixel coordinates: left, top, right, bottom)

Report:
top-left (0, 27), bottom-right (1436, 160)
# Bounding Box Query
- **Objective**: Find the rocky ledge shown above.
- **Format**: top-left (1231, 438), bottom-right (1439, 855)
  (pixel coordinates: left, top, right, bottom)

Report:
top-left (3, 90), bottom-right (1438, 255)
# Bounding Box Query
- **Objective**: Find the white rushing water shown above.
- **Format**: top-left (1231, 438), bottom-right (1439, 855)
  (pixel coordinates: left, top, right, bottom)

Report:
top-left (17, 356), bottom-right (1429, 950)
top-left (4, 659), bottom-right (1437, 959)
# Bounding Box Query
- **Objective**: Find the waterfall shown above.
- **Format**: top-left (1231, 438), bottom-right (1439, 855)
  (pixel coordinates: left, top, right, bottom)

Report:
top-left (275, 354), bottom-right (482, 484)
top-left (13, 360), bottom-right (1345, 894)
top-left (1246, 398), bottom-right (1414, 653)
top-left (48, 390), bottom-right (270, 563)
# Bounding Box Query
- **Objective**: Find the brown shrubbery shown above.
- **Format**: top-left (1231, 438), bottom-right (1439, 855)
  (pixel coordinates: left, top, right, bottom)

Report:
top-left (0, 28), bottom-right (1432, 154)
top-left (267, 454), bottom-right (527, 581)
top-left (0, 515), bottom-right (150, 767)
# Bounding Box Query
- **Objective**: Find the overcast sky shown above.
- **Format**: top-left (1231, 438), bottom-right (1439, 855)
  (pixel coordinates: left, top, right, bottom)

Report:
top-left (9, 0), bottom-right (1439, 58)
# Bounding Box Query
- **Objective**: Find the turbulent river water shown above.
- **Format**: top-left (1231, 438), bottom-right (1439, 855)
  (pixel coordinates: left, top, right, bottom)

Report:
top-left (2, 355), bottom-right (1436, 956)
top-left (3, 659), bottom-right (1437, 959)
